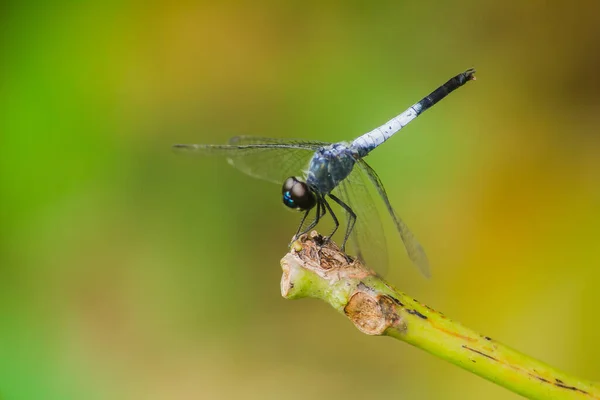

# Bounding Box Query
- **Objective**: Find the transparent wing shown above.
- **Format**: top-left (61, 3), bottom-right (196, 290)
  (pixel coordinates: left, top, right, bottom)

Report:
top-left (332, 169), bottom-right (389, 276)
top-left (174, 135), bottom-right (330, 185)
top-left (356, 159), bottom-right (431, 277)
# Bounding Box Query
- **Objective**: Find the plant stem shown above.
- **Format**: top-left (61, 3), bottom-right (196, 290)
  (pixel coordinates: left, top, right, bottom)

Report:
top-left (280, 232), bottom-right (599, 400)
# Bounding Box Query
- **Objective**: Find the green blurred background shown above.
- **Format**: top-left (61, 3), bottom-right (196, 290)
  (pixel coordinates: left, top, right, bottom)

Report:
top-left (2, 1), bottom-right (599, 399)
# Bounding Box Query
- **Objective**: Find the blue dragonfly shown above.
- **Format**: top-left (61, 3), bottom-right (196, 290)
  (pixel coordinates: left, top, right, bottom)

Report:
top-left (175, 69), bottom-right (476, 277)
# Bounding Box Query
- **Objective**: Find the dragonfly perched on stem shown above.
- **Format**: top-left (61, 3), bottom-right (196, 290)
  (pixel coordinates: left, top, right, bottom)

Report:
top-left (175, 69), bottom-right (476, 277)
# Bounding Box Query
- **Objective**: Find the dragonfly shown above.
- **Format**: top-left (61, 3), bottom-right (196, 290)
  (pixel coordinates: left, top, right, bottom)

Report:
top-left (175, 69), bottom-right (476, 277)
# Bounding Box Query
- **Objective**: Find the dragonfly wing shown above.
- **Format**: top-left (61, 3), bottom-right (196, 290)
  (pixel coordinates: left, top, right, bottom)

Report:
top-left (174, 136), bottom-right (330, 185)
top-left (356, 159), bottom-right (431, 278)
top-left (332, 168), bottom-right (389, 276)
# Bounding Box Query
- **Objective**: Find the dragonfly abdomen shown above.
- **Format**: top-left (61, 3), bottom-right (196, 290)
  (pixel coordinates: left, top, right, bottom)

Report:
top-left (351, 106), bottom-right (422, 157)
top-left (351, 69), bottom-right (476, 158)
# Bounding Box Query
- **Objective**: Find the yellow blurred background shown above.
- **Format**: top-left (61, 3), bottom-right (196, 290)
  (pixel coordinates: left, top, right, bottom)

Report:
top-left (1, 1), bottom-right (599, 399)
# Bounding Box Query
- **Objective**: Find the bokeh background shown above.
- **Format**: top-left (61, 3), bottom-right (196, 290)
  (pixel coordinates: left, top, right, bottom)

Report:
top-left (2, 1), bottom-right (600, 399)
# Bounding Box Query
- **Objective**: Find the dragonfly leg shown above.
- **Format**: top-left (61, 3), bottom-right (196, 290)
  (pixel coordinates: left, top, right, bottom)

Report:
top-left (328, 193), bottom-right (356, 253)
top-left (293, 208), bottom-right (311, 239)
top-left (294, 201), bottom-right (326, 240)
top-left (321, 197), bottom-right (340, 243)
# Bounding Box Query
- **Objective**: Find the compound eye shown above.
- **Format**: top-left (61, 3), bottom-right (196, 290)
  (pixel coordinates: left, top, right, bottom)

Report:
top-left (282, 177), bottom-right (296, 194)
top-left (282, 177), bottom-right (316, 210)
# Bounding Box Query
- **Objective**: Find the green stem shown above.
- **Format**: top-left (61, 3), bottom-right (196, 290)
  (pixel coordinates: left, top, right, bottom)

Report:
top-left (281, 232), bottom-right (599, 400)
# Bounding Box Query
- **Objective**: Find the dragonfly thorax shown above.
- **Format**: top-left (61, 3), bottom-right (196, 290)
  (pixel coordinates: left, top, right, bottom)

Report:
top-left (306, 143), bottom-right (357, 194)
top-left (282, 177), bottom-right (317, 211)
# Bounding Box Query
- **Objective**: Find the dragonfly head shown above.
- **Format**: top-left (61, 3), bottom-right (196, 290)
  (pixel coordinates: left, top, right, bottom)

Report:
top-left (282, 177), bottom-right (317, 211)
